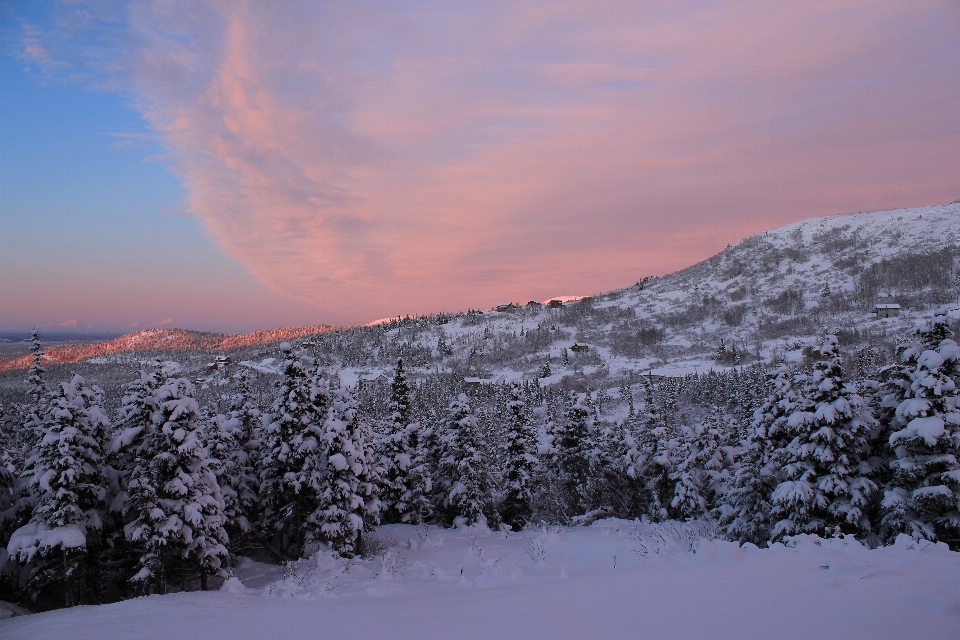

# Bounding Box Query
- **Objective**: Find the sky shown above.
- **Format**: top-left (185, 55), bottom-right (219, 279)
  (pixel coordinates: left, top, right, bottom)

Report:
top-left (2, 1), bottom-right (959, 333)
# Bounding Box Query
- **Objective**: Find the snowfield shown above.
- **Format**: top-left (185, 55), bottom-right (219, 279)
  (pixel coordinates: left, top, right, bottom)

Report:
top-left (4, 519), bottom-right (959, 639)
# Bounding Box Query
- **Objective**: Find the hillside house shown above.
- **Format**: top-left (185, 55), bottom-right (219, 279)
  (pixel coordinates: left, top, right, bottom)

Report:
top-left (495, 303), bottom-right (516, 312)
top-left (643, 367), bottom-right (698, 383)
top-left (206, 355), bottom-right (232, 370)
top-left (547, 299), bottom-right (563, 308)
top-left (464, 375), bottom-right (511, 389)
top-left (875, 303), bottom-right (901, 318)
top-left (569, 343), bottom-right (589, 353)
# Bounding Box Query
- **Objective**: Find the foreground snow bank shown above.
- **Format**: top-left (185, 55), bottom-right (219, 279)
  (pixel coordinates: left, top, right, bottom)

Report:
top-left (3, 520), bottom-right (959, 639)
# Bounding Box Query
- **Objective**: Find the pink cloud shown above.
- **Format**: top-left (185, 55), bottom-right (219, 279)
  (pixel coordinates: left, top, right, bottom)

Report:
top-left (48, 1), bottom-right (960, 324)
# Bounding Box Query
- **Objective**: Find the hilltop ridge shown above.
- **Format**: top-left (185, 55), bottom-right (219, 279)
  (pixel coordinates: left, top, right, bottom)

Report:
top-left (3, 202), bottom-right (958, 380)
top-left (0, 325), bottom-right (337, 373)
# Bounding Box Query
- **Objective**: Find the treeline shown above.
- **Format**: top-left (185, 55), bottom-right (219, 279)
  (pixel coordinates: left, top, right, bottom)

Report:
top-left (2, 313), bottom-right (959, 611)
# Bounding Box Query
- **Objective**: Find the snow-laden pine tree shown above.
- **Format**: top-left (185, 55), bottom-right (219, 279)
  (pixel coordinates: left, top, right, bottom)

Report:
top-left (24, 331), bottom-right (48, 441)
top-left (258, 343), bottom-right (326, 558)
top-left (617, 382), bottom-right (634, 419)
top-left (499, 385), bottom-right (537, 530)
top-left (548, 392), bottom-right (595, 517)
top-left (437, 394), bottom-right (490, 526)
top-left (670, 406), bottom-right (730, 520)
top-left (720, 366), bottom-right (798, 546)
top-left (109, 367), bottom-right (164, 471)
top-left (1, 402), bottom-right (34, 559)
top-left (15, 331), bottom-right (50, 524)
top-left (226, 370), bottom-right (262, 533)
top-left (601, 416), bottom-right (649, 519)
top-left (105, 364), bottom-right (168, 563)
top-left (770, 336), bottom-right (877, 540)
top-left (229, 369), bottom-right (263, 463)
top-left (878, 315), bottom-right (960, 544)
top-left (205, 412), bottom-right (256, 541)
top-left (637, 383), bottom-right (674, 522)
top-left (124, 378), bottom-right (229, 593)
top-left (379, 359), bottom-right (423, 524)
top-left (0, 438), bottom-right (17, 551)
top-left (8, 375), bottom-right (109, 606)
top-left (309, 386), bottom-right (380, 556)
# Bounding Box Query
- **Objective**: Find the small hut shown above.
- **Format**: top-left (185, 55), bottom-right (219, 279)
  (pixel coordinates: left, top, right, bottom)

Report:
top-left (875, 303), bottom-right (901, 318)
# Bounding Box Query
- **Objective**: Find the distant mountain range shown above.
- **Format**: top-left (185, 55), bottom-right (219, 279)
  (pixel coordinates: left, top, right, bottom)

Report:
top-left (0, 325), bottom-right (337, 373)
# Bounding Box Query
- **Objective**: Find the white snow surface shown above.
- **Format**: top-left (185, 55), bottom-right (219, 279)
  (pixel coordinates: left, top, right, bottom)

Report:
top-left (4, 519), bottom-right (959, 639)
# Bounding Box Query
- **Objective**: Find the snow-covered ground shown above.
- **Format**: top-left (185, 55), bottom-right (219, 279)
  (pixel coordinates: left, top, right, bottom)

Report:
top-left (4, 520), bottom-right (959, 639)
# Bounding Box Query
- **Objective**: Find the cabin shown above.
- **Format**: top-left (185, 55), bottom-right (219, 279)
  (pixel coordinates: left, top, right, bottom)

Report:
top-left (642, 367), bottom-right (697, 383)
top-left (495, 303), bottom-right (516, 312)
top-left (547, 299), bottom-right (564, 308)
top-left (875, 303), bottom-right (901, 318)
top-left (569, 343), bottom-right (589, 353)
top-left (526, 300), bottom-right (542, 307)
top-left (206, 355), bottom-right (233, 371)
top-left (463, 375), bottom-right (510, 389)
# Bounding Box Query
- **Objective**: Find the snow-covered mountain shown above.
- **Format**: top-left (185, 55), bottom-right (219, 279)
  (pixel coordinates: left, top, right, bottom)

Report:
top-left (310, 201), bottom-right (959, 390)
top-left (1, 202), bottom-right (957, 393)
top-left (0, 325), bottom-right (338, 373)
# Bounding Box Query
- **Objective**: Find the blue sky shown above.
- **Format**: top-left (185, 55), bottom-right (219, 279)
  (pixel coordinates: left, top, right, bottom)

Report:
top-left (0, 16), bottom-right (322, 333)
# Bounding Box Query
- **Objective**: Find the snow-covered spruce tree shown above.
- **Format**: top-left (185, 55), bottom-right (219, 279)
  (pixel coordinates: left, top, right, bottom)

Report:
top-left (637, 383), bottom-right (673, 522)
top-left (204, 412), bottom-right (257, 542)
top-left (123, 378), bottom-right (228, 593)
top-left (670, 406), bottom-right (729, 520)
top-left (619, 382), bottom-right (635, 419)
top-left (199, 370), bottom-right (262, 545)
top-left (229, 369), bottom-right (263, 461)
top-left (499, 385), bottom-right (537, 530)
top-left (0, 466), bottom-right (22, 597)
top-left (109, 367), bottom-right (166, 475)
top-left (24, 330), bottom-right (48, 439)
top-left (437, 394), bottom-right (491, 527)
top-left (15, 331), bottom-right (51, 520)
top-left (258, 343), bottom-right (326, 558)
top-left (308, 386), bottom-right (380, 557)
top-left (548, 392), bottom-right (595, 517)
top-left (8, 375), bottom-right (110, 606)
top-left (403, 420), bottom-right (435, 524)
top-left (770, 336), bottom-right (877, 541)
top-left (720, 366), bottom-right (799, 546)
top-left (0, 402), bottom-right (34, 558)
top-left (599, 416), bottom-right (649, 519)
top-left (228, 370), bottom-right (262, 531)
top-left (877, 315), bottom-right (960, 545)
top-left (379, 359), bottom-right (421, 524)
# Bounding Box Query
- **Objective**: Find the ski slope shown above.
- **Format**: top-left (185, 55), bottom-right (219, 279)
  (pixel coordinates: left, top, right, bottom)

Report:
top-left (4, 520), bottom-right (959, 639)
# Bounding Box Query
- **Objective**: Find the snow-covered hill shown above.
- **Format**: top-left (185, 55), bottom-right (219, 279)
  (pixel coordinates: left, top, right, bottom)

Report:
top-left (3, 520), bottom-right (958, 639)
top-left (0, 325), bottom-right (338, 373)
top-left (294, 201), bottom-right (960, 392)
top-left (1, 202), bottom-right (957, 411)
